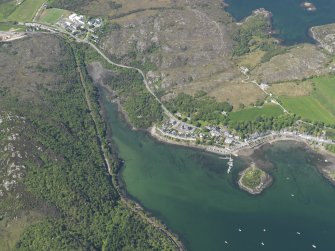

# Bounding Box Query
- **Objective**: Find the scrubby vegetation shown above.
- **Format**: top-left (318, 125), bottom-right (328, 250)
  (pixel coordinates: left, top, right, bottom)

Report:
top-left (232, 15), bottom-right (271, 56)
top-left (228, 114), bottom-right (298, 138)
top-left (326, 144), bottom-right (335, 154)
top-left (241, 166), bottom-right (265, 189)
top-left (106, 69), bottom-right (163, 128)
top-left (232, 14), bottom-right (288, 62)
top-left (165, 91), bottom-right (233, 126)
top-left (48, 0), bottom-right (90, 11)
top-left (0, 34), bottom-right (176, 250)
top-left (85, 48), bottom-right (163, 129)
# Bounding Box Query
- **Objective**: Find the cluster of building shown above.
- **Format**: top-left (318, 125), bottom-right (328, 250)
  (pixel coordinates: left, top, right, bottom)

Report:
top-left (158, 120), bottom-right (197, 141)
top-left (158, 119), bottom-right (242, 147)
top-left (57, 13), bottom-right (103, 42)
top-left (157, 116), bottom-right (335, 157)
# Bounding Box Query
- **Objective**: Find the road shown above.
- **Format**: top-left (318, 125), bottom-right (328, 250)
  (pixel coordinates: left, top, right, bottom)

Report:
top-left (84, 41), bottom-right (179, 121)
top-left (32, 1), bottom-right (46, 22)
top-left (240, 68), bottom-right (289, 113)
top-left (25, 22), bottom-right (180, 122)
top-left (34, 22), bottom-right (186, 251)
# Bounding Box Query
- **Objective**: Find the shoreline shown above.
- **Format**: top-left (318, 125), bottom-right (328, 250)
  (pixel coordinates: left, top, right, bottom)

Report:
top-left (150, 126), bottom-right (335, 186)
top-left (99, 89), bottom-right (186, 251)
top-left (237, 165), bottom-right (273, 195)
top-left (101, 84), bottom-right (335, 197)
top-left (150, 125), bottom-right (321, 157)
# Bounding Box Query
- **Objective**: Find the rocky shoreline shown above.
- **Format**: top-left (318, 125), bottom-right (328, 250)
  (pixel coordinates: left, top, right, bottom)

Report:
top-left (150, 125), bottom-right (335, 188)
top-left (238, 166), bottom-right (273, 195)
top-left (104, 94), bottom-right (335, 194)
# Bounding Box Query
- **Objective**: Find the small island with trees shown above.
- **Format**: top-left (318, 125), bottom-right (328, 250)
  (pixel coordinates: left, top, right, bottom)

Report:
top-left (238, 163), bottom-right (273, 195)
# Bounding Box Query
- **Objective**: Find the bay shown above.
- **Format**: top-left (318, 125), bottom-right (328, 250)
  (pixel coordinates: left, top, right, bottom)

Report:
top-left (102, 94), bottom-right (335, 251)
top-left (225, 0), bottom-right (335, 44)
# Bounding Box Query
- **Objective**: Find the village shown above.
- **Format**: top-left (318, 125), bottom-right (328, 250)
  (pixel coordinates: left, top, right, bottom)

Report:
top-left (56, 13), bottom-right (103, 42)
top-left (155, 116), bottom-right (335, 173)
top-left (22, 11), bottom-right (103, 43)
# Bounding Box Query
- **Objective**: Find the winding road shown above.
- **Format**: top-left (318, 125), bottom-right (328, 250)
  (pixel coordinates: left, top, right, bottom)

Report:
top-left (25, 21), bottom-right (185, 251)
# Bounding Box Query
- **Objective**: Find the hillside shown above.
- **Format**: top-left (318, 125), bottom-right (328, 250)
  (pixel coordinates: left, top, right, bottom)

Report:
top-left (0, 33), bottom-right (176, 250)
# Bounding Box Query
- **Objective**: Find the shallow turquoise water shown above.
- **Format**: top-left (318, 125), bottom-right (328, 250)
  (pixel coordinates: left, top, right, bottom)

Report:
top-left (225, 0), bottom-right (335, 44)
top-left (103, 96), bottom-right (335, 251)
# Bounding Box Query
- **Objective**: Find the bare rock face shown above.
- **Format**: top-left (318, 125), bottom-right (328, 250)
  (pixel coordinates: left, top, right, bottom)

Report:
top-left (251, 44), bottom-right (331, 83)
top-left (100, 1), bottom-right (238, 97)
top-left (311, 24), bottom-right (335, 54)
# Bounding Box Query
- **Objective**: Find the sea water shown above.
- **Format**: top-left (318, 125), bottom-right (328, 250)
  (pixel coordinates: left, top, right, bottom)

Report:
top-left (225, 0), bottom-right (335, 44)
top-left (102, 96), bottom-right (335, 251)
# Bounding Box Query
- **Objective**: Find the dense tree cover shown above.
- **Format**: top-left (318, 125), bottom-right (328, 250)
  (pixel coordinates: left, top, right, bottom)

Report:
top-left (231, 14), bottom-right (288, 61)
top-left (297, 120), bottom-right (326, 137)
top-left (84, 47), bottom-right (163, 129)
top-left (232, 15), bottom-right (270, 56)
top-left (47, 0), bottom-right (89, 11)
top-left (164, 91), bottom-right (332, 139)
top-left (0, 37), bottom-right (175, 250)
top-left (97, 64), bottom-right (163, 128)
top-left (326, 144), bottom-right (335, 154)
top-left (228, 114), bottom-right (298, 138)
top-left (259, 42), bottom-right (288, 63)
top-left (326, 129), bottom-right (335, 140)
top-left (165, 91), bottom-right (233, 125)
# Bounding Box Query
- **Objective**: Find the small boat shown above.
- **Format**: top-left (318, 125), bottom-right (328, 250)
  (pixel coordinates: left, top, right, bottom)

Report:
top-left (312, 244), bottom-right (317, 248)
top-left (225, 241), bottom-right (228, 244)
top-left (238, 228), bottom-right (242, 232)
top-left (291, 194), bottom-right (295, 197)
top-left (261, 242), bottom-right (265, 246)
top-left (297, 232), bottom-right (301, 235)
top-left (263, 229), bottom-right (266, 232)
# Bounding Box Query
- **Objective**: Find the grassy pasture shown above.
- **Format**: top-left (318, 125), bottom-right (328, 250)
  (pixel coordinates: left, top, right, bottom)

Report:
top-left (0, 23), bottom-right (25, 31)
top-left (279, 75), bottom-right (335, 125)
top-left (0, 211), bottom-right (44, 251)
top-left (229, 103), bottom-right (283, 122)
top-left (280, 96), bottom-right (332, 123)
top-left (7, 0), bottom-right (45, 22)
top-left (0, 1), bottom-right (16, 21)
top-left (38, 8), bottom-right (70, 24)
top-left (312, 76), bottom-right (335, 116)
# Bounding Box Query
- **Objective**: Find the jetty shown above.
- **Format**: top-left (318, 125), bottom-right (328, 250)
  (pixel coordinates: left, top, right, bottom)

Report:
top-left (221, 154), bottom-right (234, 173)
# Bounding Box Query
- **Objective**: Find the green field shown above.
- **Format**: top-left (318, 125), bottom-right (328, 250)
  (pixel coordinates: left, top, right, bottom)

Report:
top-left (0, 1), bottom-right (16, 21)
top-left (38, 8), bottom-right (70, 24)
top-left (229, 103), bottom-right (284, 122)
top-left (279, 75), bottom-right (335, 125)
top-left (0, 212), bottom-right (44, 251)
top-left (7, 0), bottom-right (45, 22)
top-left (0, 23), bottom-right (25, 31)
top-left (312, 76), bottom-right (335, 116)
top-left (326, 129), bottom-right (335, 140)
